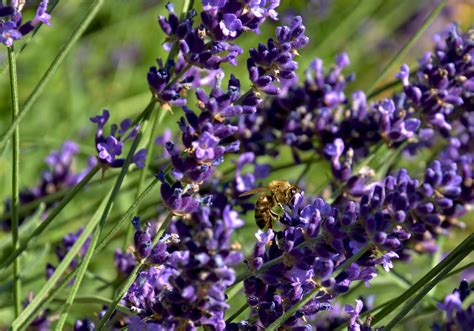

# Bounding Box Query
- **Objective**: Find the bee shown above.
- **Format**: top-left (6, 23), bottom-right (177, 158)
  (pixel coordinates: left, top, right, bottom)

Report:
top-left (240, 180), bottom-right (300, 229)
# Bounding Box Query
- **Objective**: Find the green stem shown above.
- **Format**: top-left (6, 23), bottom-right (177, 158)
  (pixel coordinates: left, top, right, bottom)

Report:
top-left (267, 285), bottom-right (321, 331)
top-left (100, 179), bottom-right (160, 253)
top-left (445, 262), bottom-right (474, 279)
top-left (226, 302), bottom-right (249, 324)
top-left (335, 243), bottom-right (371, 278)
top-left (0, 0), bottom-right (105, 151)
top-left (8, 44), bottom-right (21, 317)
top-left (11, 189), bottom-right (113, 329)
top-left (334, 257), bottom-right (474, 331)
top-left (96, 213), bottom-right (174, 329)
top-left (0, 166), bottom-right (100, 273)
top-left (383, 249), bottom-right (471, 330)
top-left (19, 269), bottom-right (75, 330)
top-left (123, 107), bottom-right (161, 251)
top-left (55, 133), bottom-right (142, 330)
top-left (13, 178), bottom-right (160, 329)
top-left (295, 156), bottom-right (319, 185)
top-left (366, 0), bottom-right (447, 95)
top-left (53, 295), bottom-right (133, 316)
top-left (371, 233), bottom-right (474, 325)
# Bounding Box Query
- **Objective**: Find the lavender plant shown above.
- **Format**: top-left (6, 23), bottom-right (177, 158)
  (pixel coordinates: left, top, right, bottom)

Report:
top-left (0, 0), bottom-right (472, 330)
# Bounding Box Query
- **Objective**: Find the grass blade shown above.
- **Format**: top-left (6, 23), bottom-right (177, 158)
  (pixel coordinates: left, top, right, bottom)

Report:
top-left (371, 233), bottom-right (474, 325)
top-left (0, 0), bottom-right (105, 151)
top-left (53, 295), bottom-right (133, 316)
top-left (122, 106), bottom-right (161, 250)
top-left (0, 166), bottom-right (100, 273)
top-left (366, 0), bottom-right (447, 95)
top-left (11, 189), bottom-right (112, 329)
top-left (383, 249), bottom-right (472, 330)
top-left (7, 44), bottom-right (21, 317)
top-left (54, 132), bottom-right (142, 330)
top-left (13, 176), bottom-right (160, 329)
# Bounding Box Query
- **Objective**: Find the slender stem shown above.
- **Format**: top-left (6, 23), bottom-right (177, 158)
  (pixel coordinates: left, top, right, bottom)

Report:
top-left (55, 133), bottom-right (142, 330)
top-left (19, 268), bottom-right (75, 330)
top-left (14, 178), bottom-right (161, 328)
top-left (100, 179), bottom-right (160, 253)
top-left (333, 259), bottom-right (474, 331)
top-left (367, 77), bottom-right (401, 99)
top-left (53, 228), bottom-right (103, 331)
top-left (11, 189), bottom-right (113, 329)
top-left (8, 45), bottom-right (21, 317)
top-left (0, 0), bottom-right (105, 151)
top-left (366, 0), bottom-right (447, 95)
top-left (96, 213), bottom-right (174, 329)
top-left (371, 233), bottom-right (474, 325)
top-left (123, 107), bottom-right (161, 251)
top-left (445, 262), bottom-right (474, 279)
top-left (383, 250), bottom-right (471, 330)
top-left (53, 295), bottom-right (133, 316)
top-left (267, 285), bottom-right (321, 331)
top-left (0, 166), bottom-right (100, 272)
top-left (335, 243), bottom-right (371, 278)
top-left (226, 302), bottom-right (249, 324)
top-left (226, 281), bottom-right (243, 302)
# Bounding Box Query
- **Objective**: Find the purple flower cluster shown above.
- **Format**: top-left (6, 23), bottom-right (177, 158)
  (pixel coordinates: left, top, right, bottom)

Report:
top-left (159, 75), bottom-right (258, 215)
top-left (147, 58), bottom-right (187, 109)
top-left (0, 0), bottom-right (51, 47)
top-left (239, 24), bottom-right (473, 190)
top-left (159, 3), bottom-right (238, 70)
top-left (202, 0), bottom-right (279, 36)
top-left (247, 16), bottom-right (309, 95)
top-left (124, 198), bottom-right (244, 330)
top-left (398, 25), bottom-right (473, 205)
top-left (2, 141), bottom-right (95, 230)
top-left (397, 25), bottom-right (473, 135)
top-left (432, 280), bottom-right (474, 331)
top-left (9, 1), bottom-right (473, 329)
top-left (238, 161), bottom-right (465, 328)
top-left (90, 109), bottom-right (146, 169)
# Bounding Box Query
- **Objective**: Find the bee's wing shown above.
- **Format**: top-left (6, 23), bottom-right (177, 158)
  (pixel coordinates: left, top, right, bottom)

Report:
top-left (239, 187), bottom-right (271, 197)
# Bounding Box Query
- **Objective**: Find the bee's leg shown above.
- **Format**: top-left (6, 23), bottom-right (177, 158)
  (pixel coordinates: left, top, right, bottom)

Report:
top-left (274, 203), bottom-right (285, 217)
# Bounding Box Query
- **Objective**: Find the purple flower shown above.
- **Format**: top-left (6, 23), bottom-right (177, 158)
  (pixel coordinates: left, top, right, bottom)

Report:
top-left (376, 251), bottom-right (399, 272)
top-left (32, 0), bottom-right (51, 26)
top-left (219, 14), bottom-right (243, 38)
top-left (344, 299), bottom-right (363, 331)
top-left (437, 291), bottom-right (462, 320)
top-left (192, 131), bottom-right (220, 160)
top-left (90, 109), bottom-right (144, 168)
top-left (0, 21), bottom-right (21, 46)
top-left (0, 0), bottom-right (52, 45)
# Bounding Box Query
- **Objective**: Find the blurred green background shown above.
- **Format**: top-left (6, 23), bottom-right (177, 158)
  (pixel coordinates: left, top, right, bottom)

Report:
top-left (0, 0), bottom-right (472, 329)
